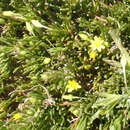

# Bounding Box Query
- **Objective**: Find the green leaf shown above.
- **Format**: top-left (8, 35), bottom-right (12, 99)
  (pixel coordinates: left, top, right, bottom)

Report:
top-left (48, 47), bottom-right (67, 55)
top-left (109, 29), bottom-right (130, 65)
top-left (90, 110), bottom-right (101, 123)
top-left (62, 94), bottom-right (79, 100)
top-left (93, 93), bottom-right (124, 115)
top-left (2, 11), bottom-right (25, 21)
top-left (69, 105), bottom-right (80, 116)
top-left (2, 11), bottom-right (16, 17)
top-left (31, 20), bottom-right (49, 29)
top-left (0, 18), bottom-right (5, 24)
top-left (26, 22), bottom-right (34, 35)
top-left (79, 33), bottom-right (89, 41)
top-left (76, 116), bottom-right (87, 130)
top-left (103, 58), bottom-right (121, 68)
top-left (121, 55), bottom-right (127, 88)
top-left (113, 115), bottom-right (122, 130)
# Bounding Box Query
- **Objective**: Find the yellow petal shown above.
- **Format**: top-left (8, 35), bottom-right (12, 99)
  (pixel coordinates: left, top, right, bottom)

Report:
top-left (13, 113), bottom-right (22, 120)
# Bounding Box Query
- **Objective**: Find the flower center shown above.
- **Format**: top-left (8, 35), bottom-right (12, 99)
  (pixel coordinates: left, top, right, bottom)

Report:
top-left (95, 42), bottom-right (101, 48)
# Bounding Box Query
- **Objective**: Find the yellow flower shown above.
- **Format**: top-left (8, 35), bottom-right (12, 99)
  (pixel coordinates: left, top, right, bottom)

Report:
top-left (13, 113), bottom-right (22, 120)
top-left (66, 80), bottom-right (81, 92)
top-left (0, 107), bottom-right (4, 112)
top-left (89, 51), bottom-right (97, 59)
top-left (90, 36), bottom-right (108, 52)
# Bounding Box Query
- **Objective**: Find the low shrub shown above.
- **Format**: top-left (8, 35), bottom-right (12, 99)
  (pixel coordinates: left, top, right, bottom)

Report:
top-left (0, 0), bottom-right (130, 129)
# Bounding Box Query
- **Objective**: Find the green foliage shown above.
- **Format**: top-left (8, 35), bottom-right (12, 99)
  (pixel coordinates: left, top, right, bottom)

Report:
top-left (0, 0), bottom-right (130, 129)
